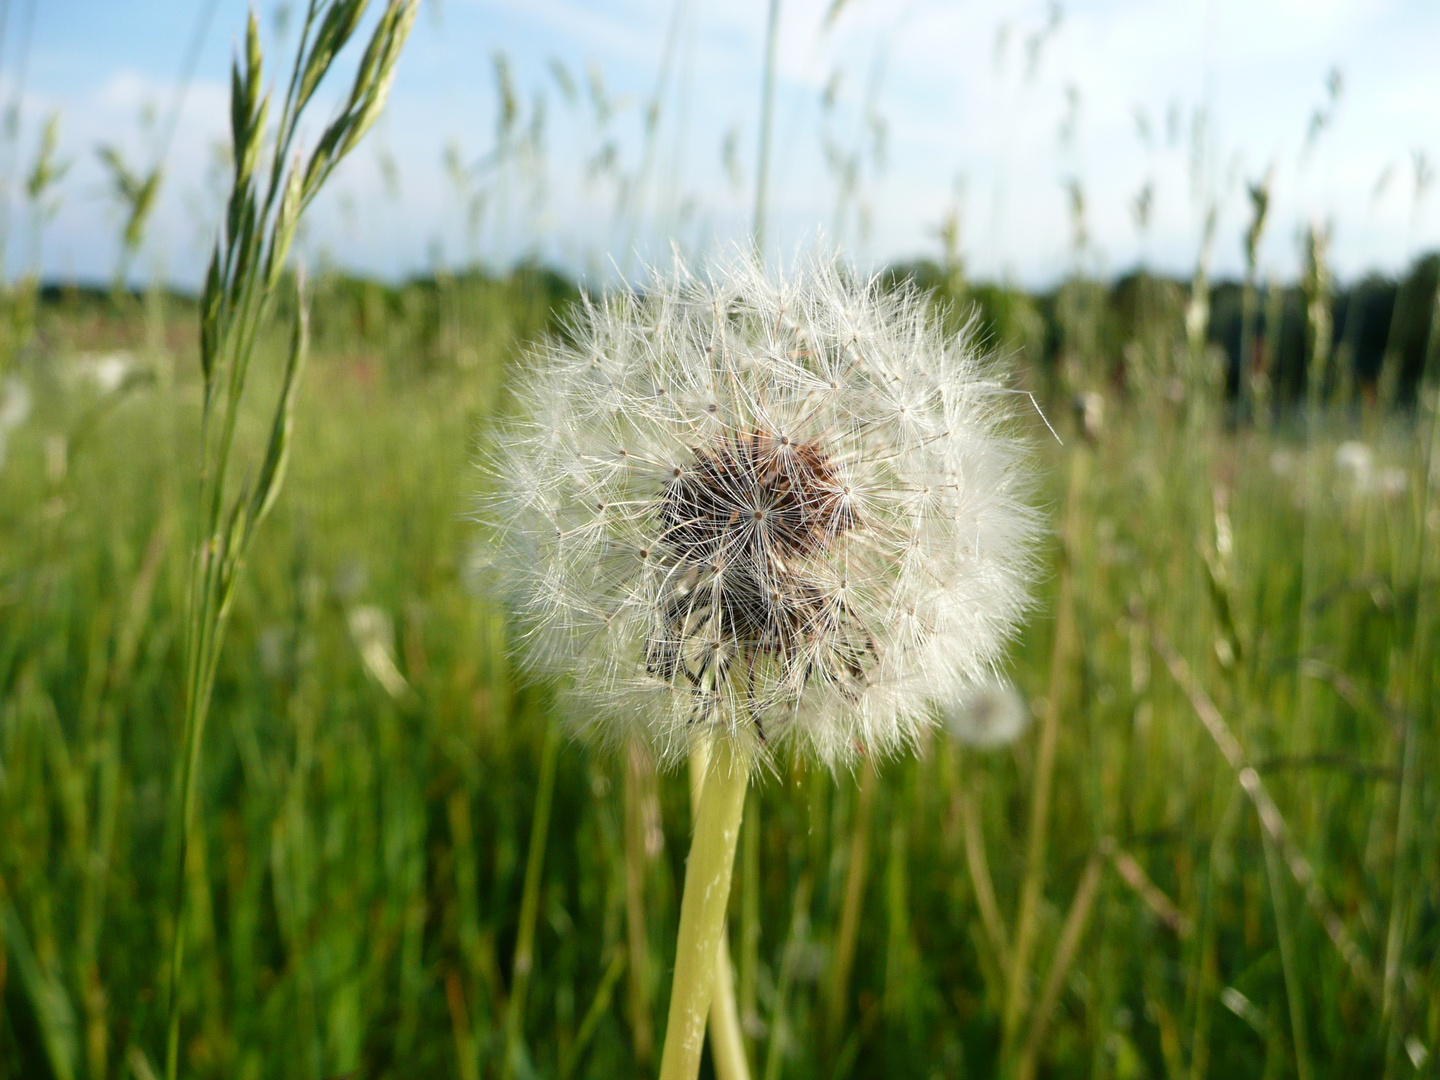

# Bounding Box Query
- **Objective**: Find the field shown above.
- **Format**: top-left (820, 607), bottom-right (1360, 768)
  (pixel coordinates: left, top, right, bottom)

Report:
top-left (0, 253), bottom-right (1436, 1080)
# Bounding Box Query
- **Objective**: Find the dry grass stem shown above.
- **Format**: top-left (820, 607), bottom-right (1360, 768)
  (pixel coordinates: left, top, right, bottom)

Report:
top-left (1152, 625), bottom-right (1381, 996)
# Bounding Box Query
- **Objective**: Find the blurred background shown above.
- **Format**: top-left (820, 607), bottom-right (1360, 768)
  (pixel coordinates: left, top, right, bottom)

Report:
top-left (1, 3), bottom-right (1438, 1080)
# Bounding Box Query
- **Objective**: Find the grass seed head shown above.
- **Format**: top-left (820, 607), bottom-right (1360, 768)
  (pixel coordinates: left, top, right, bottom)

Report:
top-left (485, 251), bottom-right (1041, 768)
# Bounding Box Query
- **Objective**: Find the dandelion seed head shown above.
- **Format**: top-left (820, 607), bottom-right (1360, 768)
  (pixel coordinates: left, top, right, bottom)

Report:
top-left (943, 677), bottom-right (1030, 749)
top-left (1335, 439), bottom-right (1375, 492)
top-left (483, 251), bottom-right (1040, 768)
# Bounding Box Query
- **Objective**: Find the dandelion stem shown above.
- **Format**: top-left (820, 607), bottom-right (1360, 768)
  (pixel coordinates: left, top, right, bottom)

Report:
top-left (659, 736), bottom-right (751, 1080)
top-left (710, 932), bottom-right (749, 1080)
top-left (689, 739), bottom-right (752, 1080)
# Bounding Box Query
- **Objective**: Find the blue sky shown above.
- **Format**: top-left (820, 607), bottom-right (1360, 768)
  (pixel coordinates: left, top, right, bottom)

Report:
top-left (10, 0), bottom-right (1440, 289)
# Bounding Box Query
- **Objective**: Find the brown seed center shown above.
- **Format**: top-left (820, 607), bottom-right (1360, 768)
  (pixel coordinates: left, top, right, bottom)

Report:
top-left (645, 429), bottom-right (873, 713)
top-left (655, 430), bottom-right (853, 565)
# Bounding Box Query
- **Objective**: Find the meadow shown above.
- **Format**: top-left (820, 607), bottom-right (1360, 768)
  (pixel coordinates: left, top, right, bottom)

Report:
top-left (0, 1), bottom-right (1437, 1075)
top-left (0, 242), bottom-right (1436, 1080)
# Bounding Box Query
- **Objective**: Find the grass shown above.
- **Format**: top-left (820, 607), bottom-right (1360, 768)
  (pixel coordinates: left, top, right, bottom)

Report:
top-left (0, 254), bottom-right (1437, 1080)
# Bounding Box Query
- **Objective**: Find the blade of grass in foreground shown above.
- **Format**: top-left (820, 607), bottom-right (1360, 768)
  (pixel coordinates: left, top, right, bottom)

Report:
top-left (163, 5), bottom-right (417, 1080)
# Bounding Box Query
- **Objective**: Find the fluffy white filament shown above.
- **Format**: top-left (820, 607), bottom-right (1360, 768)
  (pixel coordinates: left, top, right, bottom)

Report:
top-left (484, 253), bottom-right (1039, 768)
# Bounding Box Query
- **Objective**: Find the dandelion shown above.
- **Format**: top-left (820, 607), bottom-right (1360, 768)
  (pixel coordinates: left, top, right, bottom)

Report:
top-left (1333, 440), bottom-right (1408, 500)
top-left (70, 350), bottom-right (136, 394)
top-left (944, 677), bottom-right (1030, 749)
top-left (1073, 390), bottom-right (1104, 442)
top-left (0, 376), bottom-right (32, 472)
top-left (1269, 447), bottom-right (1296, 479)
top-left (485, 250), bottom-right (1039, 1080)
top-left (489, 252), bottom-right (1038, 767)
top-left (1335, 439), bottom-right (1374, 491)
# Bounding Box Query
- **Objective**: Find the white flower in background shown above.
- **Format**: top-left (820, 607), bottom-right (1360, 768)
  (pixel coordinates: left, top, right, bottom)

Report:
top-left (0, 376), bottom-right (33, 472)
top-left (0, 377), bottom-right (29, 428)
top-left (71, 351), bottom-right (136, 394)
top-left (943, 677), bottom-right (1030, 749)
top-left (1268, 447), bottom-right (1295, 479)
top-left (484, 252), bottom-right (1039, 768)
top-left (1335, 440), bottom-right (1374, 492)
top-left (1334, 441), bottom-right (1410, 500)
top-left (1074, 390), bottom-right (1104, 441)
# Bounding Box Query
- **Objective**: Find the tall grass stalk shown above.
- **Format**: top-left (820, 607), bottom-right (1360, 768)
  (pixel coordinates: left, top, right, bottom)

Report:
top-left (500, 719), bottom-right (562, 1080)
top-left (557, 948), bottom-right (629, 1080)
top-left (1013, 849), bottom-right (1103, 1080)
top-left (824, 759), bottom-right (877, 1045)
top-left (752, 0), bottom-right (780, 252)
top-left (1261, 825), bottom-right (1314, 1080)
top-left (1382, 282), bottom-right (1440, 1069)
top-left (739, 788), bottom-right (762, 1056)
top-left (1258, 277), bottom-right (1285, 431)
top-left (1153, 629), bottom-right (1380, 996)
top-left (446, 792), bottom-right (485, 1080)
top-left (1186, 786), bottom-right (1244, 1080)
top-left (1240, 174), bottom-right (1272, 421)
top-left (956, 758), bottom-right (1010, 975)
top-left (761, 873), bottom-right (811, 1080)
top-left (1002, 445), bottom-right (1083, 1063)
top-left (625, 742), bottom-right (658, 1065)
top-left (163, 5), bottom-right (416, 1078)
top-left (1296, 225), bottom-right (1332, 743)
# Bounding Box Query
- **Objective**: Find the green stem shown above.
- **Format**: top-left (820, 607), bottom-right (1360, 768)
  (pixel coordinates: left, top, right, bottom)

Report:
top-left (689, 741), bottom-right (752, 1080)
top-left (761, 874), bottom-right (810, 1080)
top-left (1296, 228), bottom-right (1331, 756)
top-left (956, 757), bottom-right (1009, 977)
top-left (709, 933), bottom-right (749, 1080)
top-left (824, 759), bottom-right (876, 1044)
top-left (625, 743), bottom-right (656, 1065)
top-left (1383, 296), bottom-right (1440, 1069)
top-left (500, 719), bottom-right (562, 1080)
top-left (659, 737), bottom-right (751, 1080)
top-left (163, 617), bottom-right (217, 1080)
top-left (1261, 827), bottom-right (1313, 1080)
top-left (739, 788), bottom-right (760, 1053)
top-left (1003, 448), bottom-right (1082, 1057)
top-left (1186, 784), bottom-right (1243, 1080)
top-left (1014, 851), bottom-right (1104, 1080)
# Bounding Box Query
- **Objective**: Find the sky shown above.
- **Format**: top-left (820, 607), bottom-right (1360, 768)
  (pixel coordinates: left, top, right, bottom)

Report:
top-left (8, 0), bottom-right (1440, 290)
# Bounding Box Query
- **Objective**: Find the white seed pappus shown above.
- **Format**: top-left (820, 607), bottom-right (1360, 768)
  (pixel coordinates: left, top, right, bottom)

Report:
top-left (943, 678), bottom-right (1031, 749)
top-left (484, 254), bottom-right (1040, 768)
